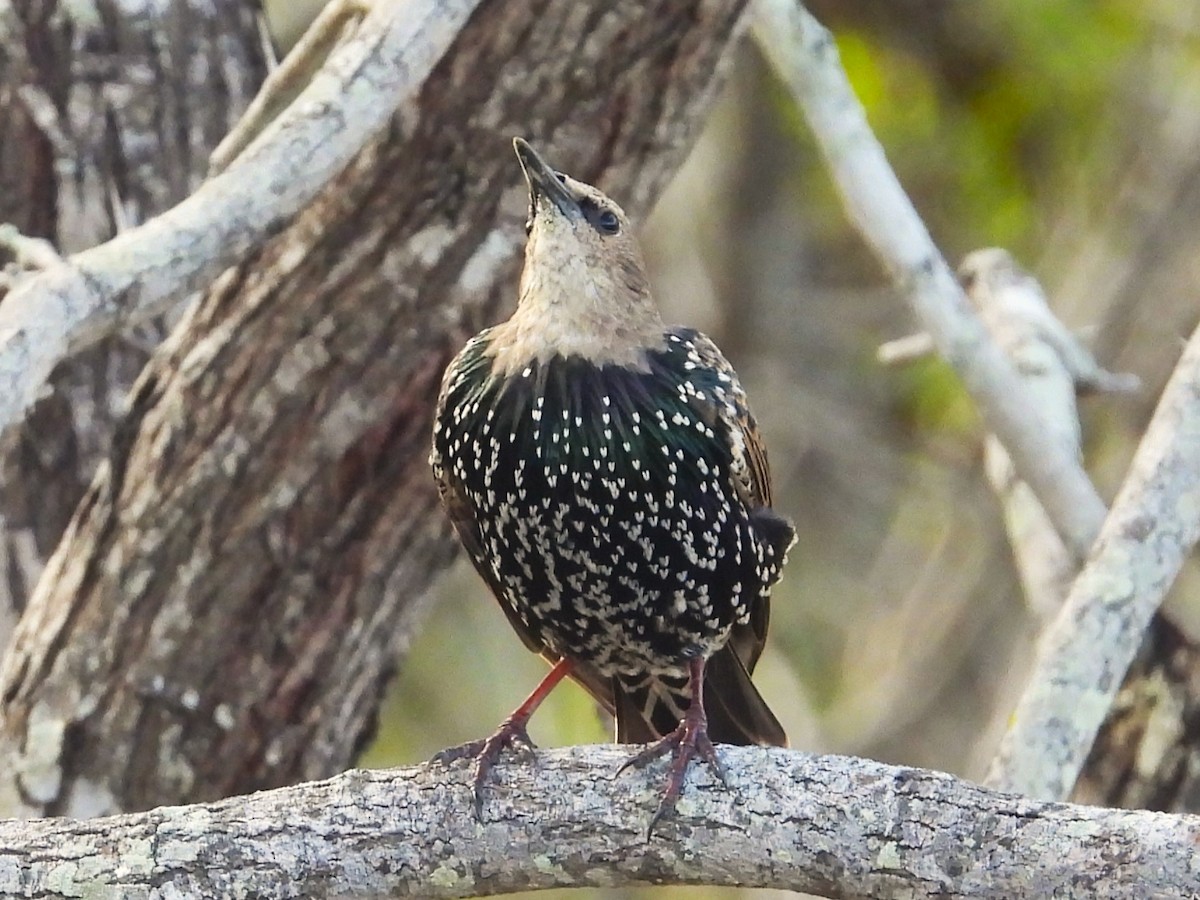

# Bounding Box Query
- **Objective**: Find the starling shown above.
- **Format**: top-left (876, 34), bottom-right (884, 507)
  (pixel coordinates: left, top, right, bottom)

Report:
top-left (430, 138), bottom-right (794, 829)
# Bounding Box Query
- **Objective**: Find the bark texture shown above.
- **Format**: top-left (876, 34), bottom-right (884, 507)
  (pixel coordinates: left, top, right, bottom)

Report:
top-left (0, 0), bottom-right (750, 818)
top-left (1, 747), bottom-right (1197, 899)
top-left (0, 0), bottom-right (478, 439)
top-left (988, 319), bottom-right (1200, 800)
top-left (0, 0), bottom-right (267, 632)
top-left (1079, 616), bottom-right (1200, 812)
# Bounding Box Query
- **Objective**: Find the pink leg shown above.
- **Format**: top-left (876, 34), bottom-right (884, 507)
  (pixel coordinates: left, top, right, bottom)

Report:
top-left (434, 657), bottom-right (574, 816)
top-left (617, 656), bottom-right (727, 836)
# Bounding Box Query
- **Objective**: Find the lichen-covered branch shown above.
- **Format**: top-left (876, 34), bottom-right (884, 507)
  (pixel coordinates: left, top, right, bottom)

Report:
top-left (0, 746), bottom-right (1194, 899)
top-left (988, 319), bottom-right (1200, 799)
top-left (0, 0), bottom-right (482, 440)
top-left (750, 0), bottom-right (1107, 562)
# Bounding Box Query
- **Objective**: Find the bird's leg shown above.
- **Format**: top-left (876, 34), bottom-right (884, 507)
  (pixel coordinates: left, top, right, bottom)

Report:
top-left (617, 656), bottom-right (727, 835)
top-left (432, 657), bottom-right (574, 816)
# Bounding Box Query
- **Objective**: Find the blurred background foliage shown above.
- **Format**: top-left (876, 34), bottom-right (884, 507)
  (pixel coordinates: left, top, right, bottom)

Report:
top-left (360, 2), bottom-right (1200, 896)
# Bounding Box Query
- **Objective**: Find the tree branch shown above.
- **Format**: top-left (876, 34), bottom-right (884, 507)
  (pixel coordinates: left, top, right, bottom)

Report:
top-left (750, 0), bottom-right (1107, 562)
top-left (949, 251), bottom-right (1200, 809)
top-left (0, 0), bottom-right (482, 440)
top-left (988, 319), bottom-right (1200, 799)
top-left (0, 0), bottom-right (272, 640)
top-left (0, 746), bottom-right (1194, 899)
top-left (960, 248), bottom-right (1137, 625)
top-left (751, 0), bottom-right (1200, 807)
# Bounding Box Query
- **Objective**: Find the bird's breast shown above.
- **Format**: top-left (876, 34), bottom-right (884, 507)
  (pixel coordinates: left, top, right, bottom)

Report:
top-left (433, 338), bottom-right (780, 675)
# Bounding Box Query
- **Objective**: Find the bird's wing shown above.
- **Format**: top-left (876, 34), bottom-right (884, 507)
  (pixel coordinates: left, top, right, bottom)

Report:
top-left (433, 457), bottom-right (543, 656)
top-left (668, 329), bottom-right (795, 676)
top-left (431, 336), bottom-right (546, 657)
top-left (438, 466), bottom-right (620, 716)
top-left (743, 414), bottom-right (774, 508)
top-left (676, 329), bottom-right (775, 510)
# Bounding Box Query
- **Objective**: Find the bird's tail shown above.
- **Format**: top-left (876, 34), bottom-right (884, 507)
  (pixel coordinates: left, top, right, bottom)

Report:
top-left (612, 644), bottom-right (788, 747)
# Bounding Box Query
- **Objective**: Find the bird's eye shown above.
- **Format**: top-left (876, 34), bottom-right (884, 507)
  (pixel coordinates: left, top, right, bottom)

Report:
top-left (553, 171), bottom-right (567, 184)
top-left (594, 209), bottom-right (620, 235)
top-left (578, 197), bottom-right (621, 236)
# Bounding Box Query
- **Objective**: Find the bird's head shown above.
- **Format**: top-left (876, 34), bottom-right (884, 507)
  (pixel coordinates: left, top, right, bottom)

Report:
top-left (491, 138), bottom-right (663, 374)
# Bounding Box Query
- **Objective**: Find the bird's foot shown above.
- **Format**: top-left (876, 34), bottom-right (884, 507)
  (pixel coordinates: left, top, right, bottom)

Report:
top-left (617, 702), bottom-right (727, 837)
top-left (432, 659), bottom-right (574, 818)
top-left (432, 720), bottom-right (535, 816)
top-left (432, 717), bottom-right (537, 817)
top-left (429, 720), bottom-right (532, 816)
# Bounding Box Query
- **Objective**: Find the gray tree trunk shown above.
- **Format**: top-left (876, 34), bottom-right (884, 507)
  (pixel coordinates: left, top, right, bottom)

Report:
top-left (0, 0), bottom-right (267, 630)
top-left (0, 0), bottom-right (750, 818)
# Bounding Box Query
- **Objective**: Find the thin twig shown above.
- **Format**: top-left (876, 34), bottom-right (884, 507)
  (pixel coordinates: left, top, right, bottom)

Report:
top-left (0, 224), bottom-right (66, 274)
top-left (209, 0), bottom-right (373, 174)
top-left (876, 331), bottom-right (935, 365)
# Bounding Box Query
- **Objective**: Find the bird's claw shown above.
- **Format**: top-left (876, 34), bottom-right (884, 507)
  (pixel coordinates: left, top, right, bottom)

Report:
top-left (433, 717), bottom-right (538, 818)
top-left (430, 738), bottom-right (489, 766)
top-left (617, 709), bottom-right (727, 838)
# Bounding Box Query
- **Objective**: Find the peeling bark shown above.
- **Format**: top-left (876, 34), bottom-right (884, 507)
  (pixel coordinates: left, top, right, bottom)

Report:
top-left (0, 0), bottom-right (750, 817)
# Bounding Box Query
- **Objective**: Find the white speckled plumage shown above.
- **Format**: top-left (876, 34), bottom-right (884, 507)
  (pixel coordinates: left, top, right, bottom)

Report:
top-left (430, 139), bottom-right (793, 758)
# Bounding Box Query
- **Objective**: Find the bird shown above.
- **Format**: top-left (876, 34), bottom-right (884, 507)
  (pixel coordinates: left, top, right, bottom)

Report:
top-left (429, 137), bottom-right (794, 832)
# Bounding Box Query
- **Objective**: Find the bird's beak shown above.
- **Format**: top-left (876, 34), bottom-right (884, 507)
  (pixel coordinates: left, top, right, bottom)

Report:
top-left (514, 137), bottom-right (583, 221)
